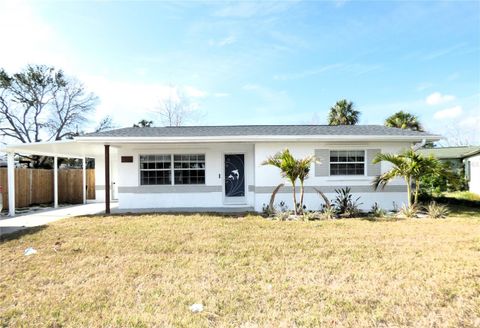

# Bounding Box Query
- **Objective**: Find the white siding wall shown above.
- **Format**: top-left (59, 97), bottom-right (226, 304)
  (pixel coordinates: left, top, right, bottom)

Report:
top-left (253, 141), bottom-right (411, 211)
top-left (466, 154), bottom-right (480, 195)
top-left (115, 143), bottom-right (255, 209)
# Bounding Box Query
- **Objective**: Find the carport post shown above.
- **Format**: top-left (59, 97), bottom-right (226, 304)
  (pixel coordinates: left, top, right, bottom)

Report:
top-left (7, 152), bottom-right (15, 216)
top-left (105, 145), bottom-right (110, 214)
top-left (54, 156), bottom-right (58, 208)
top-left (82, 157), bottom-right (87, 204)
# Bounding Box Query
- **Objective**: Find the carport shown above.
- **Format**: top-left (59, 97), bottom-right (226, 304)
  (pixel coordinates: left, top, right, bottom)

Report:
top-left (2, 140), bottom-right (112, 216)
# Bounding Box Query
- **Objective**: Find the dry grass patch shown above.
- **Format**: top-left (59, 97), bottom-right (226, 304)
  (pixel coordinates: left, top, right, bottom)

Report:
top-left (1, 210), bottom-right (480, 327)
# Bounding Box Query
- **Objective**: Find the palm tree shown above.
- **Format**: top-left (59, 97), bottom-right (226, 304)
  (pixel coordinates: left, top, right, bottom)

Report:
top-left (384, 111), bottom-right (423, 131)
top-left (327, 99), bottom-right (360, 125)
top-left (374, 149), bottom-right (452, 207)
top-left (263, 150), bottom-right (316, 215)
top-left (262, 149), bottom-right (300, 215)
top-left (297, 155), bottom-right (315, 213)
top-left (412, 155), bottom-right (453, 204)
top-left (133, 119), bottom-right (153, 128)
top-left (372, 150), bottom-right (420, 207)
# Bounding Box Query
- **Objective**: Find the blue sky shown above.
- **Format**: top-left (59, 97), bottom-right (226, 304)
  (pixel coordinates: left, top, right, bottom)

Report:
top-left (1, 0), bottom-right (479, 144)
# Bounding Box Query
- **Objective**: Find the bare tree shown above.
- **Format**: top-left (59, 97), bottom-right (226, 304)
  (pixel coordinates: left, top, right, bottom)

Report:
top-left (441, 125), bottom-right (478, 147)
top-left (0, 65), bottom-right (98, 143)
top-left (155, 93), bottom-right (190, 127)
top-left (94, 115), bottom-right (115, 133)
top-left (154, 88), bottom-right (205, 127)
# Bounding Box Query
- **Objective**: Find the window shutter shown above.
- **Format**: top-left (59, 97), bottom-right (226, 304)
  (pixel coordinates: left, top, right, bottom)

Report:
top-left (366, 149), bottom-right (381, 176)
top-left (315, 149), bottom-right (330, 176)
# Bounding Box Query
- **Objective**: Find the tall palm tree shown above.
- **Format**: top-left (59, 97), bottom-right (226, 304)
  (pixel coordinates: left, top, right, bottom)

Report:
top-left (327, 99), bottom-right (360, 125)
top-left (384, 111), bottom-right (423, 131)
top-left (262, 149), bottom-right (300, 215)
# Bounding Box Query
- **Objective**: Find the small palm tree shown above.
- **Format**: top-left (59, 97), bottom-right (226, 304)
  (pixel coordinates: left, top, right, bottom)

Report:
top-left (262, 149), bottom-right (300, 215)
top-left (374, 150), bottom-right (452, 207)
top-left (372, 150), bottom-right (419, 207)
top-left (263, 150), bottom-right (316, 215)
top-left (384, 111), bottom-right (423, 131)
top-left (328, 99), bottom-right (360, 125)
top-left (297, 155), bottom-right (315, 213)
top-left (412, 155), bottom-right (453, 204)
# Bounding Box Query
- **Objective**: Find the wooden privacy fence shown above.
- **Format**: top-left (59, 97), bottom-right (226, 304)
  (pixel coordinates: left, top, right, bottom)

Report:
top-left (0, 168), bottom-right (95, 209)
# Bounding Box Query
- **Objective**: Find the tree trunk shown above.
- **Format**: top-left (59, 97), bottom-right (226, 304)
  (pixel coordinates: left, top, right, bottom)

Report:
top-left (299, 179), bottom-right (305, 214)
top-left (292, 180), bottom-right (298, 215)
top-left (405, 177), bottom-right (412, 207)
top-left (414, 179), bottom-right (420, 205)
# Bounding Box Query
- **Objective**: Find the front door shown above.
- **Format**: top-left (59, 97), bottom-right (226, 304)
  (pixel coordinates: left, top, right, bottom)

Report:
top-left (224, 154), bottom-right (245, 204)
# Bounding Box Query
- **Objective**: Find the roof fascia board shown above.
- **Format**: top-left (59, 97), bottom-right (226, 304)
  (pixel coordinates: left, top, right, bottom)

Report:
top-left (75, 135), bottom-right (441, 143)
top-left (1, 149), bottom-right (85, 159)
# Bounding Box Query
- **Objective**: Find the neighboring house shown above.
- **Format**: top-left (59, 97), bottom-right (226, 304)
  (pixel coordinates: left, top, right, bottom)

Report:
top-left (2, 125), bottom-right (439, 215)
top-left (464, 150), bottom-right (480, 195)
top-left (418, 146), bottom-right (480, 194)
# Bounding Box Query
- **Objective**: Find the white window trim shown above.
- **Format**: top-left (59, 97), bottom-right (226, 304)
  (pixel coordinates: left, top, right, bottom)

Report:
top-left (139, 153), bottom-right (206, 186)
top-left (329, 149), bottom-right (367, 177)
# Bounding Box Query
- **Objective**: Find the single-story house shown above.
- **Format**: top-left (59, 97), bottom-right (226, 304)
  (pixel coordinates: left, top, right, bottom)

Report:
top-left (418, 146), bottom-right (480, 194)
top-left (2, 125), bottom-right (440, 216)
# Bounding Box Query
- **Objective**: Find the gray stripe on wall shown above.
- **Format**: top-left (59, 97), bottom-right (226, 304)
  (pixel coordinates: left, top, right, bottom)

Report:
top-left (119, 185), bottom-right (222, 193)
top-left (248, 185), bottom-right (254, 192)
top-left (96, 185), bottom-right (105, 191)
top-left (254, 185), bottom-right (407, 193)
top-left (367, 149), bottom-right (381, 177)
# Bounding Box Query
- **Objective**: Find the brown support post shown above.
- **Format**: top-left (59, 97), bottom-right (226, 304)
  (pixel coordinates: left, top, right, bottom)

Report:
top-left (105, 144), bottom-right (110, 214)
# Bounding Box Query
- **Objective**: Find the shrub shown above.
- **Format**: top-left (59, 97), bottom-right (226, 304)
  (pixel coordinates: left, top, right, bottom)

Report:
top-left (370, 202), bottom-right (386, 218)
top-left (425, 201), bottom-right (449, 219)
top-left (333, 187), bottom-right (363, 217)
top-left (399, 204), bottom-right (418, 218)
top-left (321, 206), bottom-right (336, 220)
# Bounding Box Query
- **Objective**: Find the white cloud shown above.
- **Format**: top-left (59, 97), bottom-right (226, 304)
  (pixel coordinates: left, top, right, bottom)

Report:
top-left (208, 35), bottom-right (236, 47)
top-left (213, 92), bottom-right (230, 98)
top-left (433, 106), bottom-right (463, 120)
top-left (416, 82), bottom-right (433, 92)
top-left (458, 114), bottom-right (480, 129)
top-left (213, 2), bottom-right (296, 18)
top-left (0, 0), bottom-right (72, 72)
top-left (426, 92), bottom-right (455, 106)
top-left (184, 85), bottom-right (207, 98)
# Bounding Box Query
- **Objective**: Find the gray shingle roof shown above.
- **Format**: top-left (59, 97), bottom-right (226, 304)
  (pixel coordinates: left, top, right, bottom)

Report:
top-left (82, 125), bottom-right (438, 138)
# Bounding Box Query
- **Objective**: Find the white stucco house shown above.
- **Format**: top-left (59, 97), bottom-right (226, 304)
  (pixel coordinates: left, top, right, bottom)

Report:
top-left (464, 150), bottom-right (480, 195)
top-left (3, 125), bottom-right (440, 215)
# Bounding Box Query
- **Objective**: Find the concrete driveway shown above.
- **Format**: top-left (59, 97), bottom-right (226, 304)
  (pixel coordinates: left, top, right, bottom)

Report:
top-left (0, 203), bottom-right (117, 236)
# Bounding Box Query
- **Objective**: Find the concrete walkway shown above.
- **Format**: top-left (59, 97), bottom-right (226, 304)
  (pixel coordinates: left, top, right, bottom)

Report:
top-left (0, 202), bottom-right (117, 236)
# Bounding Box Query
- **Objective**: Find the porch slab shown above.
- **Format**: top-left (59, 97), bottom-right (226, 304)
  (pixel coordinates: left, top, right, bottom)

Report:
top-left (0, 202), bottom-right (118, 236)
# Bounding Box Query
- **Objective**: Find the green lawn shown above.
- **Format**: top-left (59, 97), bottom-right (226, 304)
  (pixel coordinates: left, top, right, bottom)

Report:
top-left (443, 191), bottom-right (480, 202)
top-left (1, 209), bottom-right (480, 327)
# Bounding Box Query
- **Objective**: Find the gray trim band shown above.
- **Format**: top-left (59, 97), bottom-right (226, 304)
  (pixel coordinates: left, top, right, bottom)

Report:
top-left (119, 185), bottom-right (222, 193)
top-left (254, 185), bottom-right (407, 193)
top-left (96, 185), bottom-right (105, 191)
